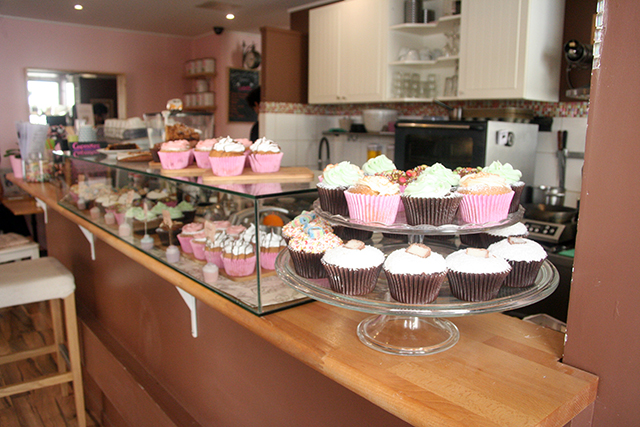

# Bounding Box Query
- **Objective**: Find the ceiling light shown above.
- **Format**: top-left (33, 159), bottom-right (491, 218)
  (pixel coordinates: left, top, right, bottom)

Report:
top-left (74, 4), bottom-right (83, 10)
top-left (226, 13), bottom-right (235, 20)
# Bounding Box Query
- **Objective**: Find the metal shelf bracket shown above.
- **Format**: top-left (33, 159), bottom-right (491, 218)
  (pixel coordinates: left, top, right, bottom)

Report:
top-left (176, 287), bottom-right (198, 338)
top-left (78, 225), bottom-right (95, 261)
top-left (35, 197), bottom-right (48, 223)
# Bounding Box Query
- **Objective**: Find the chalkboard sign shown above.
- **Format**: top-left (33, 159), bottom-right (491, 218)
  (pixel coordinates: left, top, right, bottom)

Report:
top-left (228, 68), bottom-right (259, 122)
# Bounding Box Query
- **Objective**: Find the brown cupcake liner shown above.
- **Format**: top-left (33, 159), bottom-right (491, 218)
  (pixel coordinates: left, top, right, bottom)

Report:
top-left (333, 226), bottom-right (373, 241)
top-left (317, 186), bottom-right (350, 216)
top-left (447, 270), bottom-right (509, 301)
top-left (503, 259), bottom-right (545, 287)
top-left (402, 194), bottom-right (462, 226)
top-left (322, 262), bottom-right (382, 296)
top-left (288, 248), bottom-right (326, 279)
top-left (384, 270), bottom-right (447, 304)
top-left (459, 233), bottom-right (489, 248)
top-left (509, 182), bottom-right (525, 213)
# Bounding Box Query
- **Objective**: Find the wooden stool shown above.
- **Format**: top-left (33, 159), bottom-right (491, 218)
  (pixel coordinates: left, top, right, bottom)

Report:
top-left (0, 233), bottom-right (39, 264)
top-left (0, 257), bottom-right (86, 427)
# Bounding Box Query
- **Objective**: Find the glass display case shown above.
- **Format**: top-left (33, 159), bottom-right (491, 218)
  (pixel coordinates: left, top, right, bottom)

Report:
top-left (54, 153), bottom-right (319, 315)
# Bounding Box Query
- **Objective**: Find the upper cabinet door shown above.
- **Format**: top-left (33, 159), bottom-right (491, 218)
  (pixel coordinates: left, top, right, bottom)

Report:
top-left (458, 0), bottom-right (566, 101)
top-left (309, 3), bottom-right (341, 104)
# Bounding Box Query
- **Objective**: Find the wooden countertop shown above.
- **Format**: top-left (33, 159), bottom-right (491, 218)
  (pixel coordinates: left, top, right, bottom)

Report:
top-left (8, 174), bottom-right (598, 427)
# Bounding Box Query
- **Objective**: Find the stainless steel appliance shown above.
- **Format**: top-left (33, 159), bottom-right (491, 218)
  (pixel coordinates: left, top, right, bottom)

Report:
top-left (394, 119), bottom-right (539, 184)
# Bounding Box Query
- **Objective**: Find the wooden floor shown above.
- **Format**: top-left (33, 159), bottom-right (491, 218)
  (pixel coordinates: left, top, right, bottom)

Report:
top-left (0, 302), bottom-right (98, 427)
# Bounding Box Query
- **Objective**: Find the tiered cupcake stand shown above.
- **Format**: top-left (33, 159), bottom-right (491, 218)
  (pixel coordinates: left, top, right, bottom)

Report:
top-left (275, 201), bottom-right (559, 356)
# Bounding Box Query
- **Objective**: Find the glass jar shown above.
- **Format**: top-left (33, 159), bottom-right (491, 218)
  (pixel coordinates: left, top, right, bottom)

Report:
top-left (25, 152), bottom-right (52, 183)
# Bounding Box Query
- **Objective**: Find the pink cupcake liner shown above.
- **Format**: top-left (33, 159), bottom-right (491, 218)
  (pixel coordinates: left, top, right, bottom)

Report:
top-left (114, 212), bottom-right (126, 225)
top-left (191, 241), bottom-right (206, 260)
top-left (204, 249), bottom-right (224, 268)
top-left (249, 152), bottom-right (284, 173)
top-left (223, 256), bottom-right (256, 276)
top-left (209, 155), bottom-right (246, 176)
top-left (260, 250), bottom-right (282, 270)
top-left (193, 150), bottom-right (212, 169)
top-left (158, 150), bottom-right (192, 170)
top-left (177, 234), bottom-right (195, 253)
top-left (458, 192), bottom-right (514, 224)
top-left (344, 192), bottom-right (400, 225)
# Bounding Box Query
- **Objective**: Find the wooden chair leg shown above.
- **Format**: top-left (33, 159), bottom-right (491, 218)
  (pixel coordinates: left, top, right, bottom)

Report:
top-left (63, 294), bottom-right (86, 427)
top-left (50, 298), bottom-right (69, 396)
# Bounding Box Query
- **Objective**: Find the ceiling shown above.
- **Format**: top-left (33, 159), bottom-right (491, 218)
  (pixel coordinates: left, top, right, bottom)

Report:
top-left (0, 0), bottom-right (320, 37)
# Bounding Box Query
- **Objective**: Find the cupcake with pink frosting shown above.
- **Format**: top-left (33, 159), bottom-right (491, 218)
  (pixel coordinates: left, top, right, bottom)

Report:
top-left (158, 140), bottom-right (192, 170)
top-left (177, 222), bottom-right (204, 254)
top-left (208, 136), bottom-right (247, 176)
top-left (248, 137), bottom-right (284, 173)
top-left (193, 138), bottom-right (218, 169)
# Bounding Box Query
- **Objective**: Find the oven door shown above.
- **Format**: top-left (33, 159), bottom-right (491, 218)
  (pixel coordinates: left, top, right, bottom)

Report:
top-left (394, 120), bottom-right (488, 170)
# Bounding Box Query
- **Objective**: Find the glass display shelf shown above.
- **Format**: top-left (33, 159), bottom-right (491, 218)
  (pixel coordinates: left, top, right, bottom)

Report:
top-left (275, 242), bottom-right (559, 356)
top-left (313, 199), bottom-right (525, 235)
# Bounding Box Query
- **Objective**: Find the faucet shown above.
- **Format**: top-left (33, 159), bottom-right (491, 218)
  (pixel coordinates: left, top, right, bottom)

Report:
top-left (318, 137), bottom-right (330, 170)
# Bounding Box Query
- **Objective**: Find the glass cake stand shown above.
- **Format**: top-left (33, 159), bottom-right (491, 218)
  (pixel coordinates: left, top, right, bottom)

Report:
top-left (275, 205), bottom-right (559, 356)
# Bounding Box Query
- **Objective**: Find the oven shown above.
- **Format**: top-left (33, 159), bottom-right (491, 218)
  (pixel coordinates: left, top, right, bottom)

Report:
top-left (394, 119), bottom-right (539, 184)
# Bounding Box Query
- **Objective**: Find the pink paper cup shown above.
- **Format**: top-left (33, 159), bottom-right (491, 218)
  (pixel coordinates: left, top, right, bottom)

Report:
top-left (191, 241), bottom-right (206, 260)
top-left (248, 152), bottom-right (284, 173)
top-left (458, 192), bottom-right (514, 224)
top-left (223, 256), bottom-right (256, 276)
top-left (259, 250), bottom-right (281, 270)
top-left (177, 234), bottom-right (195, 253)
top-left (209, 155), bottom-right (246, 176)
top-left (204, 249), bottom-right (224, 268)
top-left (344, 192), bottom-right (401, 225)
top-left (158, 150), bottom-right (192, 170)
top-left (193, 150), bottom-right (212, 169)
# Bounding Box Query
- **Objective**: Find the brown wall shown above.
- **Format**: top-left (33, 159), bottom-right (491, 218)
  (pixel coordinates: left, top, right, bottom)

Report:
top-left (46, 209), bottom-right (411, 426)
top-left (563, 1), bottom-right (640, 425)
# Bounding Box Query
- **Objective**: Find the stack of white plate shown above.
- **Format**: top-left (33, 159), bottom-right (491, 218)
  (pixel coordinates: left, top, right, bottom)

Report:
top-left (78, 126), bottom-right (97, 142)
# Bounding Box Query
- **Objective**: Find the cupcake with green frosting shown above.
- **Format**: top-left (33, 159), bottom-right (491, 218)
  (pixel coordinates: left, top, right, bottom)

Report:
top-left (361, 154), bottom-right (396, 176)
top-left (317, 161), bottom-right (363, 216)
top-left (482, 161), bottom-right (524, 213)
top-left (402, 166), bottom-right (462, 226)
top-left (176, 200), bottom-right (196, 222)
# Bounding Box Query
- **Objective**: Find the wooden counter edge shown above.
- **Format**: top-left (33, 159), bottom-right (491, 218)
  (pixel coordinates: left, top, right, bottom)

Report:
top-left (9, 175), bottom-right (599, 427)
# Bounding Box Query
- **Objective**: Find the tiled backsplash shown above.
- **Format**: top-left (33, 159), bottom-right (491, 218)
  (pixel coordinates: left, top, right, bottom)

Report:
top-left (261, 101), bottom-right (588, 208)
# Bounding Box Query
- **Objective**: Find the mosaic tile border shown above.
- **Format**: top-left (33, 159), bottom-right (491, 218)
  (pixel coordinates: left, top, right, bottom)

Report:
top-left (263, 100), bottom-right (589, 118)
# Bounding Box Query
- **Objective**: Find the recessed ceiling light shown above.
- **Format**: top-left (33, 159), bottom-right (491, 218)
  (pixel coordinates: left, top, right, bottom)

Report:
top-left (74, 4), bottom-right (83, 10)
top-left (226, 13), bottom-right (235, 20)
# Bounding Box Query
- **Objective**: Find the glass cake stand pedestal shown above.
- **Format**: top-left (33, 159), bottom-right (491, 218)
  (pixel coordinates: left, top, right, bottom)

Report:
top-left (275, 204), bottom-right (559, 356)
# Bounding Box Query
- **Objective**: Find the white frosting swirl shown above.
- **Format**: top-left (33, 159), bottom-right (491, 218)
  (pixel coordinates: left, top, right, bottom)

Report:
top-left (250, 137), bottom-right (281, 153)
top-left (322, 245), bottom-right (384, 269)
top-left (353, 176), bottom-right (400, 196)
top-left (383, 248), bottom-right (447, 275)
top-left (213, 136), bottom-right (246, 153)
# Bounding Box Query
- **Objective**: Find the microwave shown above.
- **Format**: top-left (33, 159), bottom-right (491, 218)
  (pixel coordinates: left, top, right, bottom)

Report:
top-left (394, 120), bottom-right (539, 184)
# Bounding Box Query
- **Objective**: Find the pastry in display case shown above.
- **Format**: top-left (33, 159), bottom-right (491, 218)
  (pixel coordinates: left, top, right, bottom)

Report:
top-left (55, 153), bottom-right (318, 315)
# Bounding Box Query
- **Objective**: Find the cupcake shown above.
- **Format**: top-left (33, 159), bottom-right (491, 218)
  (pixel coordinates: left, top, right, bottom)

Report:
top-left (193, 138), bottom-right (218, 169)
top-left (344, 175), bottom-right (401, 225)
top-left (488, 237), bottom-right (547, 287)
top-left (248, 137), bottom-right (284, 173)
top-left (482, 161), bottom-right (525, 213)
top-left (157, 140), bottom-right (192, 170)
top-left (484, 222), bottom-right (529, 246)
top-left (209, 136), bottom-right (247, 176)
top-left (177, 222), bottom-right (204, 253)
top-left (156, 221), bottom-right (183, 246)
top-left (321, 239), bottom-right (384, 295)
top-left (383, 243), bottom-right (448, 304)
top-left (237, 138), bottom-right (253, 167)
top-left (204, 231), bottom-right (229, 268)
top-left (259, 231), bottom-right (287, 270)
top-left (317, 162), bottom-right (363, 216)
top-left (288, 227), bottom-right (343, 279)
top-left (226, 224), bottom-right (246, 239)
top-left (361, 154), bottom-right (396, 176)
top-left (446, 248), bottom-right (511, 301)
top-left (176, 200), bottom-right (196, 223)
top-left (402, 166), bottom-right (462, 226)
top-left (190, 232), bottom-right (207, 260)
top-left (125, 207), bottom-right (161, 230)
top-left (454, 166), bottom-right (482, 178)
top-left (456, 172), bottom-right (514, 224)
top-left (222, 239), bottom-right (256, 277)
top-left (282, 211), bottom-right (333, 244)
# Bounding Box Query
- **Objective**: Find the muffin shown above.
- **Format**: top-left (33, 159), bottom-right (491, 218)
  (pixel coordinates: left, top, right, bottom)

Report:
top-left (383, 243), bottom-right (448, 304)
top-left (344, 175), bottom-right (401, 225)
top-left (222, 239), bottom-right (256, 277)
top-left (259, 231), bottom-right (287, 270)
top-left (288, 227), bottom-right (343, 279)
top-left (402, 166), bottom-right (462, 226)
top-left (361, 154), bottom-right (396, 176)
top-left (456, 172), bottom-right (514, 224)
top-left (208, 136), bottom-right (247, 176)
top-left (157, 140), bottom-right (192, 170)
top-left (193, 138), bottom-right (218, 169)
top-left (177, 222), bottom-right (204, 254)
top-left (248, 137), bottom-right (284, 173)
top-left (321, 239), bottom-right (384, 295)
top-left (156, 221), bottom-right (183, 246)
top-left (482, 161), bottom-right (525, 213)
top-left (317, 162), bottom-right (363, 216)
top-left (446, 248), bottom-right (511, 301)
top-left (488, 237), bottom-right (547, 287)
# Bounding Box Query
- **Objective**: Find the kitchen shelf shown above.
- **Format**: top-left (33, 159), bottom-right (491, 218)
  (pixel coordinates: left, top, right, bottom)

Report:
top-left (389, 55), bottom-right (458, 66)
top-left (390, 14), bottom-right (460, 35)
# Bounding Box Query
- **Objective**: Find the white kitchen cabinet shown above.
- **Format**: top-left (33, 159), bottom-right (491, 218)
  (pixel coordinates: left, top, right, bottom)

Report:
top-left (457, 0), bottom-right (566, 101)
top-left (308, 0), bottom-right (387, 104)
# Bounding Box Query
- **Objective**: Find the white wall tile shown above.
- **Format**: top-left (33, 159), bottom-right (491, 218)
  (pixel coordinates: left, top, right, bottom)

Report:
top-left (536, 130), bottom-right (558, 154)
top-left (561, 117), bottom-right (588, 152)
top-left (564, 158), bottom-right (584, 193)
top-left (564, 191), bottom-right (580, 208)
top-left (533, 152), bottom-right (559, 187)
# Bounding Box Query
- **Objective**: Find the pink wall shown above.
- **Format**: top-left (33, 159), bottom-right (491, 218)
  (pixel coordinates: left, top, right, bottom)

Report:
top-left (191, 31), bottom-right (260, 139)
top-left (0, 16), bottom-right (258, 161)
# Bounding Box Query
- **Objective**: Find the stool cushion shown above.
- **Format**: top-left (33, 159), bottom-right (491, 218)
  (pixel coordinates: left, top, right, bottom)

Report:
top-left (0, 257), bottom-right (75, 308)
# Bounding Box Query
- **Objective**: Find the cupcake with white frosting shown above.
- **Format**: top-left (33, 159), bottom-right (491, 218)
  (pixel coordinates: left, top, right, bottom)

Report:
top-left (222, 239), bottom-right (256, 277)
top-left (208, 136), bottom-right (247, 176)
top-left (248, 137), bottom-right (283, 173)
top-left (446, 248), bottom-right (511, 301)
top-left (321, 239), bottom-right (384, 295)
top-left (259, 231), bottom-right (287, 270)
top-left (344, 175), bottom-right (401, 225)
top-left (488, 237), bottom-right (547, 287)
top-left (457, 172), bottom-right (514, 224)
